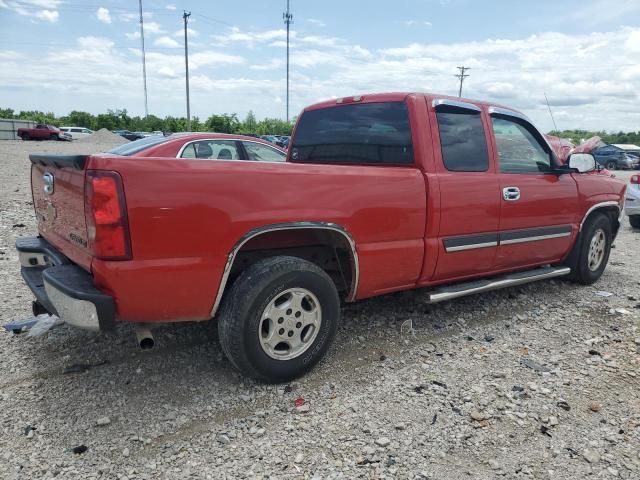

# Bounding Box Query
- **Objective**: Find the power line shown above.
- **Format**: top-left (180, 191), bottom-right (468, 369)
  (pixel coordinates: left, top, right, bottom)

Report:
top-left (455, 66), bottom-right (470, 97)
top-left (138, 0), bottom-right (148, 117)
top-left (283, 0), bottom-right (293, 122)
top-left (544, 92), bottom-right (558, 131)
top-left (184, 10), bottom-right (192, 131)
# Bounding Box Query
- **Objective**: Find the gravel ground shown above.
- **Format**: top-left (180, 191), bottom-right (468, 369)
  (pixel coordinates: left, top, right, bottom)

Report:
top-left (0, 139), bottom-right (639, 480)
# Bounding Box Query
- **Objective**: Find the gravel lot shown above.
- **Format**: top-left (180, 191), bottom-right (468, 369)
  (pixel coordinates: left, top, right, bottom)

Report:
top-left (0, 139), bottom-right (639, 479)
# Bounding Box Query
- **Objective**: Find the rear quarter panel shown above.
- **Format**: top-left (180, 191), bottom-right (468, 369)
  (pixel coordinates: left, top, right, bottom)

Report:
top-left (89, 156), bottom-right (426, 322)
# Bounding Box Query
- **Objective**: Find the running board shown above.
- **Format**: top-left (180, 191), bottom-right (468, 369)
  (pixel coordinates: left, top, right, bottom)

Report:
top-left (427, 266), bottom-right (571, 304)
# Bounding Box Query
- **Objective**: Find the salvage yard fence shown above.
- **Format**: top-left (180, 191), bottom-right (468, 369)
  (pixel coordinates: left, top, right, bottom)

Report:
top-left (0, 118), bottom-right (35, 140)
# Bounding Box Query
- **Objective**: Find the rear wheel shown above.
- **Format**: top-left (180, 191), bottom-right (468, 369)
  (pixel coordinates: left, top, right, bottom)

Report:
top-left (567, 213), bottom-right (612, 284)
top-left (629, 215), bottom-right (640, 229)
top-left (606, 160), bottom-right (617, 170)
top-left (217, 256), bottom-right (340, 382)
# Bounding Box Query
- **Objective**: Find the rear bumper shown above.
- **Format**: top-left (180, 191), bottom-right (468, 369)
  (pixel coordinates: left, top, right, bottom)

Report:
top-left (16, 237), bottom-right (116, 331)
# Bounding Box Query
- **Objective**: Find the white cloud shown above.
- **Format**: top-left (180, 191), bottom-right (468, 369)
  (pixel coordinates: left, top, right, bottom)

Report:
top-left (212, 27), bottom-right (290, 46)
top-left (165, 4), bottom-right (176, 10)
top-left (125, 31), bottom-right (141, 40)
top-left (403, 20), bottom-right (432, 27)
top-left (119, 12), bottom-right (137, 22)
top-left (96, 7), bottom-right (111, 24)
top-left (34, 9), bottom-right (58, 22)
top-left (174, 27), bottom-right (199, 38)
top-left (154, 36), bottom-right (179, 48)
top-left (307, 18), bottom-right (326, 27)
top-left (144, 21), bottom-right (165, 34)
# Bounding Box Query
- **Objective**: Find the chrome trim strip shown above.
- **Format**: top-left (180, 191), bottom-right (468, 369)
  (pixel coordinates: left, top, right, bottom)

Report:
top-left (500, 232), bottom-right (571, 245)
top-left (209, 222), bottom-right (360, 318)
top-left (176, 138), bottom-right (285, 162)
top-left (488, 106), bottom-right (532, 123)
top-left (579, 201), bottom-right (620, 231)
top-left (445, 241), bottom-right (497, 252)
top-left (428, 267), bottom-right (571, 304)
top-left (432, 99), bottom-right (481, 112)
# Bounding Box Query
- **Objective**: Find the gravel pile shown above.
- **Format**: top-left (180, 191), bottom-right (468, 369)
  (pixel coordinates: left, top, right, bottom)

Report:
top-left (75, 128), bottom-right (128, 146)
top-left (0, 139), bottom-right (638, 479)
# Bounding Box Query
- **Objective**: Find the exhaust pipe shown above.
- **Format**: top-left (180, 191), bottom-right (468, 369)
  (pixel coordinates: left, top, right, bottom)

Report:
top-left (135, 324), bottom-right (155, 350)
top-left (32, 300), bottom-right (50, 317)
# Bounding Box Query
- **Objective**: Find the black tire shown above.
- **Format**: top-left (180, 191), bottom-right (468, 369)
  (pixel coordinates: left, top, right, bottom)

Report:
top-left (217, 256), bottom-right (340, 383)
top-left (21, 133), bottom-right (29, 141)
top-left (606, 161), bottom-right (616, 170)
top-left (630, 215), bottom-right (640, 229)
top-left (566, 213), bottom-right (612, 284)
top-left (49, 134), bottom-right (58, 141)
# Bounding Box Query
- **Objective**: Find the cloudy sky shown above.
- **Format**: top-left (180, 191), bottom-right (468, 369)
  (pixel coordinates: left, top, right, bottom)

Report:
top-left (1, 0), bottom-right (639, 132)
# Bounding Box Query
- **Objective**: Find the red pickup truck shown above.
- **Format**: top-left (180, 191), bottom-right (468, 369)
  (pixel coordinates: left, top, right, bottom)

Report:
top-left (17, 124), bottom-right (64, 141)
top-left (17, 92), bottom-right (626, 382)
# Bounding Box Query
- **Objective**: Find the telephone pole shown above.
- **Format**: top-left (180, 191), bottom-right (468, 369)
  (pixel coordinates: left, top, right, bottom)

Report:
top-left (139, 0), bottom-right (148, 116)
top-left (283, 0), bottom-right (293, 122)
top-left (455, 66), bottom-right (470, 98)
top-left (183, 10), bottom-right (191, 131)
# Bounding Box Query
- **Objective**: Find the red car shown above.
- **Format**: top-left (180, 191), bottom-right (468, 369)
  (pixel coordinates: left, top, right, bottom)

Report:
top-left (17, 124), bottom-right (67, 141)
top-left (106, 132), bottom-right (287, 161)
top-left (16, 93), bottom-right (626, 382)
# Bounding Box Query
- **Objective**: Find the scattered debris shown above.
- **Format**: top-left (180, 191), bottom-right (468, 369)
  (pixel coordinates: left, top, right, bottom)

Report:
top-left (594, 291), bottom-right (613, 297)
top-left (63, 360), bottom-right (109, 375)
top-left (557, 401), bottom-right (571, 411)
top-left (70, 445), bottom-right (88, 455)
top-left (520, 358), bottom-right (551, 372)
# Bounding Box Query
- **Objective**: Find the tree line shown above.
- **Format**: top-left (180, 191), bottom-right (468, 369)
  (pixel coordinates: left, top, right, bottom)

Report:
top-left (0, 108), bottom-right (295, 136)
top-left (550, 129), bottom-right (640, 146)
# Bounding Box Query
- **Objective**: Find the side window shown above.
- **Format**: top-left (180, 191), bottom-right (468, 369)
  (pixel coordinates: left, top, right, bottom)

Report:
top-left (180, 140), bottom-right (240, 160)
top-left (436, 107), bottom-right (489, 172)
top-left (36, 124), bottom-right (45, 129)
top-left (243, 142), bottom-right (286, 162)
top-left (491, 117), bottom-right (551, 174)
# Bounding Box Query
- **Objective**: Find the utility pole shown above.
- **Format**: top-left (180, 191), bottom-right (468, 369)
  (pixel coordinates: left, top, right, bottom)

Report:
top-left (183, 10), bottom-right (191, 131)
top-left (283, 0), bottom-right (293, 122)
top-left (544, 92), bottom-right (558, 132)
top-left (455, 66), bottom-right (470, 98)
top-left (138, 0), bottom-right (148, 117)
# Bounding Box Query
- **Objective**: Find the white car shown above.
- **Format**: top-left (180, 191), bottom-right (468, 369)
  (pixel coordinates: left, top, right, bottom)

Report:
top-left (625, 174), bottom-right (640, 228)
top-left (59, 127), bottom-right (94, 140)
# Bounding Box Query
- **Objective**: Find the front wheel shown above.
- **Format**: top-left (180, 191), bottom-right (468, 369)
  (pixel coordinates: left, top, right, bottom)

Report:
top-left (217, 256), bottom-right (340, 382)
top-left (630, 215), bottom-right (640, 229)
top-left (21, 133), bottom-right (29, 141)
top-left (49, 134), bottom-right (58, 141)
top-left (567, 213), bottom-right (612, 284)
top-left (606, 161), bottom-right (617, 170)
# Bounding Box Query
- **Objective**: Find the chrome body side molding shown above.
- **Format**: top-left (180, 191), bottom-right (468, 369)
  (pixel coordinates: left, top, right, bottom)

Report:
top-left (210, 222), bottom-right (360, 318)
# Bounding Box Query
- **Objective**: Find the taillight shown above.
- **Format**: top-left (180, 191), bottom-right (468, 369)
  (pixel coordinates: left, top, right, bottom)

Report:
top-left (631, 174), bottom-right (640, 184)
top-left (84, 170), bottom-right (132, 260)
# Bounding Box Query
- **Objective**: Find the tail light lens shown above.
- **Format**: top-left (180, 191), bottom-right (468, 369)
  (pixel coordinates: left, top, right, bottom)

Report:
top-left (85, 170), bottom-right (132, 260)
top-left (631, 174), bottom-right (640, 184)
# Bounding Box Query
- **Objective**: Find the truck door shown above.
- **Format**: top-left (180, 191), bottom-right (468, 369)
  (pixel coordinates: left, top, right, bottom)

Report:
top-left (428, 99), bottom-right (500, 281)
top-left (489, 108), bottom-right (579, 270)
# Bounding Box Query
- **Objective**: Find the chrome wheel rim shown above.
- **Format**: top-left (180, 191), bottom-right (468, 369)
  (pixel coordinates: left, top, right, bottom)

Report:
top-left (259, 288), bottom-right (322, 360)
top-left (587, 228), bottom-right (606, 271)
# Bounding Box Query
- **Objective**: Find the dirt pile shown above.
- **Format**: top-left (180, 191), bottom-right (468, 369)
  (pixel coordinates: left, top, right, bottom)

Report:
top-left (76, 128), bottom-right (129, 146)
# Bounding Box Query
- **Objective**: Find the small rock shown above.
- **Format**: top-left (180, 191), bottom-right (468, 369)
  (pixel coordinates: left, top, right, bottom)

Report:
top-left (583, 448), bottom-right (600, 464)
top-left (470, 410), bottom-right (488, 421)
top-left (294, 452), bottom-right (304, 464)
top-left (549, 416), bottom-right (559, 426)
top-left (217, 434), bottom-right (231, 444)
top-left (375, 437), bottom-right (391, 447)
top-left (295, 404), bottom-right (310, 414)
top-left (488, 459), bottom-right (500, 470)
top-left (96, 417), bottom-right (111, 426)
top-left (123, 448), bottom-right (130, 457)
top-left (588, 402), bottom-right (601, 412)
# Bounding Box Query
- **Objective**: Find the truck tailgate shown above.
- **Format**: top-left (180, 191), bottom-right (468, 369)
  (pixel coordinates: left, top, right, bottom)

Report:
top-left (30, 154), bottom-right (93, 270)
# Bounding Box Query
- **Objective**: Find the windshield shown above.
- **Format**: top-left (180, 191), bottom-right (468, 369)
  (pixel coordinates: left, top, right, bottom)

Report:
top-left (108, 135), bottom-right (171, 156)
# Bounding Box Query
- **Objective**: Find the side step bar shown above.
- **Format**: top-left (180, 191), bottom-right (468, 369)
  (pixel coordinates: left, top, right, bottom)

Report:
top-left (427, 266), bottom-right (571, 304)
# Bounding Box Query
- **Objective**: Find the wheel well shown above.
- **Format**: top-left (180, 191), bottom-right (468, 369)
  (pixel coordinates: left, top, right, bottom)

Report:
top-left (582, 206), bottom-right (620, 237)
top-left (228, 228), bottom-right (357, 299)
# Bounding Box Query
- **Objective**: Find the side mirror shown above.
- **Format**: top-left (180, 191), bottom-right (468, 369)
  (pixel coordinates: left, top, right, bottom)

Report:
top-left (568, 153), bottom-right (596, 173)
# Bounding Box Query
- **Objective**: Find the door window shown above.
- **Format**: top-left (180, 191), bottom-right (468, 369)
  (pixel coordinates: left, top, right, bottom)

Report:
top-left (242, 142), bottom-right (286, 162)
top-left (435, 107), bottom-right (489, 172)
top-left (180, 140), bottom-right (240, 160)
top-left (492, 117), bottom-right (552, 173)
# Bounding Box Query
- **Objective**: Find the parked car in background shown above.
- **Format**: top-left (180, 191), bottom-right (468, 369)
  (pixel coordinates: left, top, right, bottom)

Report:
top-left (114, 130), bottom-right (144, 141)
top-left (59, 126), bottom-right (94, 140)
top-left (592, 145), bottom-right (638, 170)
top-left (107, 132), bottom-right (287, 161)
top-left (17, 124), bottom-right (68, 141)
top-left (625, 173), bottom-right (640, 228)
top-left (16, 92), bottom-right (626, 382)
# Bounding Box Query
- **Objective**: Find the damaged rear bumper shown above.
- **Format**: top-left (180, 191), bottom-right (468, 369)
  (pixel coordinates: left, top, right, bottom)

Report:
top-left (16, 237), bottom-right (116, 331)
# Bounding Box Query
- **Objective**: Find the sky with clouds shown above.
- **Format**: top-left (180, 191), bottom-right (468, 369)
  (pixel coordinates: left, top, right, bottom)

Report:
top-left (0, 0), bottom-right (639, 132)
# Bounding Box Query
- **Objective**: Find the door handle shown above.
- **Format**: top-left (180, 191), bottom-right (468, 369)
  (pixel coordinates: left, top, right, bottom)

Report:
top-left (503, 186), bottom-right (520, 201)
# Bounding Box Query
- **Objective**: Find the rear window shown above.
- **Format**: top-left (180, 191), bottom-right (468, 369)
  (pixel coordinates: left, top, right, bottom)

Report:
top-left (108, 135), bottom-right (171, 156)
top-left (291, 102), bottom-right (413, 165)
